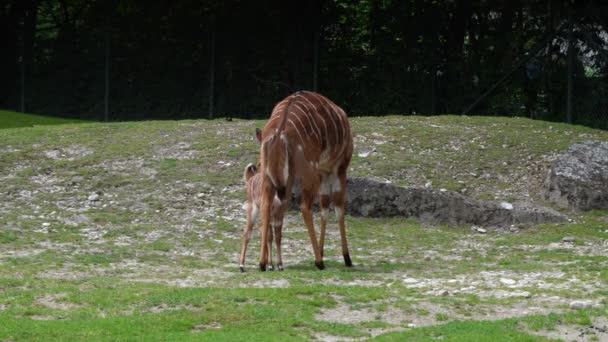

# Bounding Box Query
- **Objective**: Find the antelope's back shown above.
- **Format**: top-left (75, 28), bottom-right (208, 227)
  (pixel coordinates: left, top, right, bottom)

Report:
top-left (263, 91), bottom-right (352, 163)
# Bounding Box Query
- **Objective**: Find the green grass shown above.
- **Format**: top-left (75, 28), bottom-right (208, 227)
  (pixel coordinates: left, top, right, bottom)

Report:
top-left (0, 114), bottom-right (607, 340)
top-left (0, 109), bottom-right (88, 129)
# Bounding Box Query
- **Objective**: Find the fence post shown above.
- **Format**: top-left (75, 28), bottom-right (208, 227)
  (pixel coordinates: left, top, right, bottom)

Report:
top-left (208, 15), bottom-right (216, 119)
top-left (104, 26), bottom-right (110, 122)
top-left (20, 19), bottom-right (25, 113)
top-left (566, 13), bottom-right (574, 124)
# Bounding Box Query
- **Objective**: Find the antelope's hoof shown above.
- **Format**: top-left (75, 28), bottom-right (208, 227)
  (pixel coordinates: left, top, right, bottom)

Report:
top-left (259, 263), bottom-right (266, 272)
top-left (268, 265), bottom-right (275, 271)
top-left (239, 266), bottom-right (245, 273)
top-left (344, 254), bottom-right (353, 267)
top-left (315, 261), bottom-right (325, 270)
top-left (278, 265), bottom-right (284, 271)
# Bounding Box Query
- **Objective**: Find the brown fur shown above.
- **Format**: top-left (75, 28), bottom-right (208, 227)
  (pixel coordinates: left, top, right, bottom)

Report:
top-left (239, 163), bottom-right (284, 272)
top-left (258, 91), bottom-right (353, 270)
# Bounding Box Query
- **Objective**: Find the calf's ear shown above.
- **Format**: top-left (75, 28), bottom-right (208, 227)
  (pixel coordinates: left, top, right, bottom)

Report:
top-left (255, 128), bottom-right (262, 143)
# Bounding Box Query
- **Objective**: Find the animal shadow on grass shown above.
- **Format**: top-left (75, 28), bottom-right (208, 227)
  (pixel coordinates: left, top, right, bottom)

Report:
top-left (278, 260), bottom-right (396, 274)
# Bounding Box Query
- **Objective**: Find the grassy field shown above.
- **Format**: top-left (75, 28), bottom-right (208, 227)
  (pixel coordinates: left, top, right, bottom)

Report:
top-left (0, 113), bottom-right (607, 341)
top-left (0, 109), bottom-right (87, 129)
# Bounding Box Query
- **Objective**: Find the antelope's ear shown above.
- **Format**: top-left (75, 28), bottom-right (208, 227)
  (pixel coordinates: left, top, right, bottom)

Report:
top-left (255, 128), bottom-right (262, 143)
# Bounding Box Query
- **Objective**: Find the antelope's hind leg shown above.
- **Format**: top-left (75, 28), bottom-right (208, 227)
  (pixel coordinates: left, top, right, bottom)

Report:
top-left (266, 225), bottom-right (274, 271)
top-left (333, 173), bottom-right (352, 267)
top-left (259, 188), bottom-right (274, 271)
top-left (239, 204), bottom-right (257, 272)
top-left (274, 221), bottom-right (283, 271)
top-left (319, 179), bottom-right (331, 259)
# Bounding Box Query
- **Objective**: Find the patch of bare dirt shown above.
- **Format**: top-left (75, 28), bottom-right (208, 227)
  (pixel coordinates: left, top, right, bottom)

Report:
top-left (153, 142), bottom-right (200, 160)
top-left (526, 316), bottom-right (608, 342)
top-left (191, 322), bottom-right (222, 332)
top-left (314, 295), bottom-right (575, 340)
top-left (147, 303), bottom-right (202, 314)
top-left (35, 293), bottom-right (81, 310)
top-left (43, 145), bottom-right (93, 160)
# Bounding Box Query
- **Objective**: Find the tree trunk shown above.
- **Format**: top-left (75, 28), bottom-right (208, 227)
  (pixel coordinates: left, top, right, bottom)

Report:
top-left (208, 15), bottom-right (216, 119)
top-left (104, 26), bottom-right (110, 122)
top-left (566, 13), bottom-right (574, 124)
top-left (445, 0), bottom-right (472, 111)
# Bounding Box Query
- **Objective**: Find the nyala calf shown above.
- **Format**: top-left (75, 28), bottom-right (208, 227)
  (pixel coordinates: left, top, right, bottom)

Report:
top-left (238, 163), bottom-right (284, 272)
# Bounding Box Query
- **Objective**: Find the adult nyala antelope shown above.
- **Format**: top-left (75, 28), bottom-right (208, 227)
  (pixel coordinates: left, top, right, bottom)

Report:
top-left (258, 90), bottom-right (353, 271)
top-left (239, 163), bottom-right (284, 272)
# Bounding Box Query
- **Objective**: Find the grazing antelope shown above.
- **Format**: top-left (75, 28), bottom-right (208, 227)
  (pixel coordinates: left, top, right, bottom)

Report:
top-left (239, 163), bottom-right (284, 272)
top-left (258, 91), bottom-right (353, 271)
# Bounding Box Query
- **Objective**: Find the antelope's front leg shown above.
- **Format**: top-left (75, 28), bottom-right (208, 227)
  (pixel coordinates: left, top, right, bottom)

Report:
top-left (259, 189), bottom-right (273, 271)
top-left (300, 190), bottom-right (324, 270)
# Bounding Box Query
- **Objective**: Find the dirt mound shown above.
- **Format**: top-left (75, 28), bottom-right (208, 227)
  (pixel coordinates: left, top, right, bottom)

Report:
top-left (291, 177), bottom-right (567, 227)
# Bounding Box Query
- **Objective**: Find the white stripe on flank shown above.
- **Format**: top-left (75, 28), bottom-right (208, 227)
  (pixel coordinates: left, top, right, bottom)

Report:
top-left (287, 119), bottom-right (304, 144)
top-left (317, 95), bottom-right (341, 138)
top-left (330, 103), bottom-right (348, 140)
top-left (293, 103), bottom-right (321, 144)
top-left (292, 113), bottom-right (308, 142)
top-left (319, 116), bottom-right (328, 145)
top-left (298, 94), bottom-right (321, 140)
top-left (327, 110), bottom-right (338, 146)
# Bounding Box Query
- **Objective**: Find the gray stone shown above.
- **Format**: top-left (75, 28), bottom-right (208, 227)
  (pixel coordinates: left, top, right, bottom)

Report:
top-left (500, 202), bottom-right (514, 210)
top-left (499, 278), bottom-right (516, 285)
top-left (562, 236), bottom-right (576, 243)
top-left (290, 177), bottom-right (567, 227)
top-left (569, 300), bottom-right (595, 310)
top-left (544, 141), bottom-right (608, 210)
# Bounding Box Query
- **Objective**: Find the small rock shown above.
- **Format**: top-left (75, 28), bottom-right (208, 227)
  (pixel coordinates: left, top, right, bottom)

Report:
top-left (440, 290), bottom-right (450, 296)
top-left (42, 222), bottom-right (51, 227)
top-left (358, 148), bottom-right (375, 158)
top-left (515, 291), bottom-right (532, 298)
top-left (570, 300), bottom-right (594, 310)
top-left (460, 286), bottom-right (476, 292)
top-left (476, 227), bottom-right (487, 234)
top-left (500, 202), bottom-right (514, 210)
top-left (562, 236), bottom-right (576, 243)
top-left (500, 278), bottom-right (516, 285)
top-left (407, 323), bottom-right (417, 328)
top-left (88, 193), bottom-right (100, 201)
top-left (402, 278), bottom-right (418, 284)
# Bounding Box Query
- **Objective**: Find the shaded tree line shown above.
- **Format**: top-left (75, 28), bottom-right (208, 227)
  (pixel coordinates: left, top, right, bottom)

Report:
top-left (1, 0), bottom-right (607, 127)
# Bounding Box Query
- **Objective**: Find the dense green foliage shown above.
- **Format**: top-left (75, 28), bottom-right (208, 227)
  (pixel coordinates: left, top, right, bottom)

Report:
top-left (1, 1), bottom-right (607, 126)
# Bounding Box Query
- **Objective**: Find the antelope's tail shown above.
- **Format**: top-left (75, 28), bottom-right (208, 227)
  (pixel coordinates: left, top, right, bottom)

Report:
top-left (243, 163), bottom-right (257, 183)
